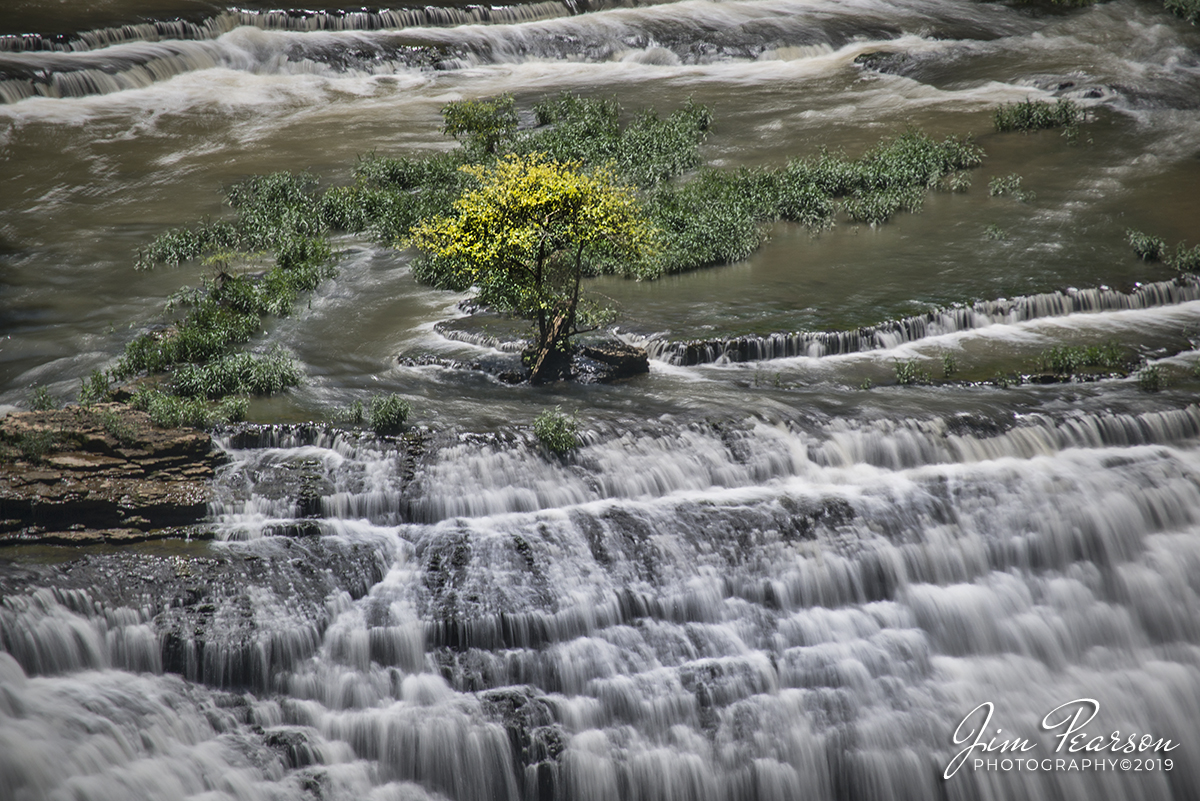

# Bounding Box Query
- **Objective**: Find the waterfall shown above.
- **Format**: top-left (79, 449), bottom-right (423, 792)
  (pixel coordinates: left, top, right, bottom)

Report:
top-left (643, 277), bottom-right (1200, 365)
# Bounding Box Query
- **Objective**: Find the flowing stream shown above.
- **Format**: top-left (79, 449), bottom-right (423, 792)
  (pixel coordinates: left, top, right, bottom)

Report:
top-left (3, 0), bottom-right (1200, 799)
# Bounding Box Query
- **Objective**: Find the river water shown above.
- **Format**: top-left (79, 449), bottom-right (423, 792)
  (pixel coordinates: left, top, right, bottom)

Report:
top-left (3, 1), bottom-right (1200, 799)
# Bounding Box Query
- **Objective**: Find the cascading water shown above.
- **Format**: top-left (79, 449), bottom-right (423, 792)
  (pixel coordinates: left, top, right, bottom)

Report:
top-left (3, 0), bottom-right (1200, 798)
top-left (6, 403), bottom-right (1200, 799)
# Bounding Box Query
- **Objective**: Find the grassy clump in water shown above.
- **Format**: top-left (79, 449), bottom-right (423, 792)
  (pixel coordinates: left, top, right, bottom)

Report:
top-left (129, 388), bottom-right (247, 429)
top-left (1127, 229), bottom-right (1168, 262)
top-left (126, 174), bottom-right (336, 417)
top-left (894, 359), bottom-right (931, 385)
top-left (534, 406), bottom-right (580, 454)
top-left (329, 395), bottom-right (412, 434)
top-left (369, 394), bottom-right (411, 436)
top-left (324, 94), bottom-right (983, 275)
top-left (171, 348), bottom-right (302, 399)
top-left (993, 98), bottom-right (1083, 142)
top-left (1036, 341), bottom-right (1128, 375)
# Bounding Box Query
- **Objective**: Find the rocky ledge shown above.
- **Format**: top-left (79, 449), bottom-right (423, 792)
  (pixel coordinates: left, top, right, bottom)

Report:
top-left (0, 404), bottom-right (226, 545)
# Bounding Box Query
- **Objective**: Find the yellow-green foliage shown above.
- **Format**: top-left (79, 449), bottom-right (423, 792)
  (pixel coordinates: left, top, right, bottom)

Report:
top-left (408, 154), bottom-right (658, 350)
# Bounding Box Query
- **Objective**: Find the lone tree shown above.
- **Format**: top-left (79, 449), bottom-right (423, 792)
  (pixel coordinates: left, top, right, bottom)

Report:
top-left (408, 153), bottom-right (659, 383)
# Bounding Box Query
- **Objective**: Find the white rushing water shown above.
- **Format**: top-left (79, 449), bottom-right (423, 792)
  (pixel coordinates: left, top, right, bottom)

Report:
top-left (6, 401), bottom-right (1200, 799)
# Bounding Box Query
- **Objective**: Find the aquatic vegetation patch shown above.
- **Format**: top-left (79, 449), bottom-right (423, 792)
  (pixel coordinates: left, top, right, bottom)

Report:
top-left (533, 406), bottom-right (580, 454)
top-left (129, 388), bottom-right (247, 429)
top-left (127, 92), bottom-right (987, 400)
top-left (1127, 229), bottom-right (1168, 262)
top-left (894, 359), bottom-right (931, 385)
top-left (1036, 341), bottom-right (1128, 375)
top-left (171, 348), bottom-right (302, 399)
top-left (993, 98), bottom-right (1083, 141)
top-left (369, 394), bottom-right (411, 436)
top-left (1126, 230), bottom-right (1200, 271)
top-left (989, 174), bottom-right (1035, 202)
top-left (1137, 364), bottom-right (1165, 392)
top-left (1164, 0), bottom-right (1200, 24)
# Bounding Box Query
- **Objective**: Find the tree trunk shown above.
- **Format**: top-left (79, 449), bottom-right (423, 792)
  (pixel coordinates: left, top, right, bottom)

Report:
top-left (529, 310), bottom-right (572, 385)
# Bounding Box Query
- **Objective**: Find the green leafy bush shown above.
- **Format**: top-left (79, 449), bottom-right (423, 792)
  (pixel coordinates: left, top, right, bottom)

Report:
top-left (28, 385), bottom-right (56, 411)
top-left (942, 354), bottom-right (958, 378)
top-left (98, 409), bottom-right (139, 445)
top-left (1173, 242), bottom-right (1200, 272)
top-left (332, 399), bottom-right (366, 426)
top-left (441, 94), bottom-right (518, 155)
top-left (369, 394), bottom-right (411, 436)
top-left (1126, 229), bottom-right (1167, 262)
top-left (533, 406), bottom-right (579, 454)
top-left (77, 369), bottom-right (112, 407)
top-left (14, 430), bottom-right (58, 463)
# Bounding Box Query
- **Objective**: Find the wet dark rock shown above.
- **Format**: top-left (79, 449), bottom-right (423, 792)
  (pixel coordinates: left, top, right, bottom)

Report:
top-left (481, 686), bottom-right (565, 801)
top-left (574, 342), bottom-right (650, 383)
top-left (397, 354), bottom-right (484, 371)
top-left (0, 535), bottom-right (390, 691)
top-left (0, 404), bottom-right (227, 545)
top-left (853, 50), bottom-right (915, 76)
top-left (264, 727), bottom-right (322, 769)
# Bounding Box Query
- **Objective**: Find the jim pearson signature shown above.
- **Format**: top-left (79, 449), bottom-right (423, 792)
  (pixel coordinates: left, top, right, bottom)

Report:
top-left (944, 698), bottom-right (1181, 779)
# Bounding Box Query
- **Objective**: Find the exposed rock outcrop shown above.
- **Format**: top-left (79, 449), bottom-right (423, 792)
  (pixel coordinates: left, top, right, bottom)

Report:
top-left (0, 403), bottom-right (226, 545)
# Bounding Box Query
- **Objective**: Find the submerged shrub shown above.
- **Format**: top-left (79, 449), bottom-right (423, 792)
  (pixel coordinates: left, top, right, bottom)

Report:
top-left (519, 94), bottom-right (712, 188)
top-left (942, 354), bottom-right (958, 378)
top-left (441, 94), bottom-right (518, 155)
top-left (533, 406), bottom-right (580, 454)
top-left (984, 224), bottom-right (1008, 241)
top-left (369, 394), bottom-right (411, 436)
top-left (843, 186), bottom-right (925, 226)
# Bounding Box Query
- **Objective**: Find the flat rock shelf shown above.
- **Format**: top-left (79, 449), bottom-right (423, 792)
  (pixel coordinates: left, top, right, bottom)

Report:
top-left (0, 404), bottom-right (225, 545)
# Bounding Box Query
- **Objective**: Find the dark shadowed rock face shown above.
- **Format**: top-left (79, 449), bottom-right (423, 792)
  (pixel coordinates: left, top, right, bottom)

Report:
top-left (0, 404), bottom-right (227, 545)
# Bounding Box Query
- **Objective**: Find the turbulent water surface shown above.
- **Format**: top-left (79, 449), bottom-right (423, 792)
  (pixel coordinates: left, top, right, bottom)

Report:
top-left (3, 0), bottom-right (1200, 799)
